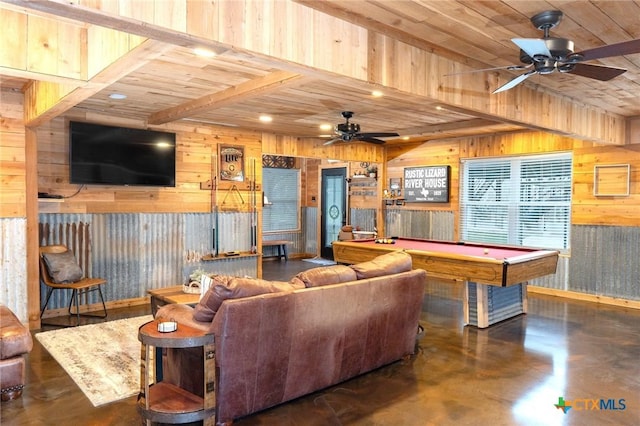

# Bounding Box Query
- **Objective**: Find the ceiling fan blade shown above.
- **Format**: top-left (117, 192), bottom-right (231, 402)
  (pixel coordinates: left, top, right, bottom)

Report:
top-left (444, 63), bottom-right (532, 76)
top-left (573, 38), bottom-right (640, 61)
top-left (568, 63), bottom-right (627, 81)
top-left (354, 136), bottom-right (386, 145)
top-left (357, 132), bottom-right (400, 138)
top-left (323, 137), bottom-right (342, 146)
top-left (492, 70), bottom-right (536, 94)
top-left (512, 38), bottom-right (551, 59)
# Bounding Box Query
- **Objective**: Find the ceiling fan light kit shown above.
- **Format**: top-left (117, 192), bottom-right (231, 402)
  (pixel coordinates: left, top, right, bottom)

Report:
top-left (490, 10), bottom-right (640, 94)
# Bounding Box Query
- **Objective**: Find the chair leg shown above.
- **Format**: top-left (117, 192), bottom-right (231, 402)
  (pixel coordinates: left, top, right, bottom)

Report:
top-left (68, 287), bottom-right (108, 320)
top-left (96, 285), bottom-right (108, 318)
top-left (40, 287), bottom-right (55, 318)
top-left (41, 288), bottom-right (77, 328)
top-left (65, 289), bottom-right (81, 326)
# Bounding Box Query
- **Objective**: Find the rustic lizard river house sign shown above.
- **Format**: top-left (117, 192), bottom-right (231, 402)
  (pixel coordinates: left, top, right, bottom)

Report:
top-left (404, 166), bottom-right (450, 203)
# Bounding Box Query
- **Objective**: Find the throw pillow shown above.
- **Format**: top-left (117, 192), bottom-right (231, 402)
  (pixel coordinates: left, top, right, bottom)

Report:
top-left (293, 265), bottom-right (357, 288)
top-left (42, 250), bottom-right (84, 283)
top-left (193, 275), bottom-right (233, 322)
top-left (350, 250), bottom-right (412, 279)
top-left (193, 276), bottom-right (294, 322)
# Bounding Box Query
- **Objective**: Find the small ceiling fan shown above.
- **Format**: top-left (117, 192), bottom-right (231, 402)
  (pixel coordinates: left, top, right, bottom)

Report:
top-left (323, 111), bottom-right (399, 145)
top-left (489, 10), bottom-right (640, 93)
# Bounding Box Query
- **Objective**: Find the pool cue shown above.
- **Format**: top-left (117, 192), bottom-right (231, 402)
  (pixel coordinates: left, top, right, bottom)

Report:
top-left (212, 154), bottom-right (219, 257)
top-left (250, 158), bottom-right (257, 253)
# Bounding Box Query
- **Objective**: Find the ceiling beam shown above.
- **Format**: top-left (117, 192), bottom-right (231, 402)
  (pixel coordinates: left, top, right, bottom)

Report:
top-left (0, 66), bottom-right (86, 86)
top-left (24, 39), bottom-right (172, 127)
top-left (399, 118), bottom-right (503, 137)
top-left (148, 70), bottom-right (303, 125)
top-left (1, 0), bottom-right (228, 54)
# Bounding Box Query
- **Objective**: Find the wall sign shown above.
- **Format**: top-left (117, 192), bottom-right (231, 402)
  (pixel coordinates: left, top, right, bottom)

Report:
top-left (404, 165), bottom-right (450, 203)
top-left (219, 145), bottom-right (244, 182)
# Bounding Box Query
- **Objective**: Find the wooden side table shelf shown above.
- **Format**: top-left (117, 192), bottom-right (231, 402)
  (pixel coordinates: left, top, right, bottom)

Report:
top-left (137, 321), bottom-right (216, 425)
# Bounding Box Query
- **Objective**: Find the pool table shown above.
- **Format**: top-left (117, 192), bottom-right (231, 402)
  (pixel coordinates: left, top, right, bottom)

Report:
top-left (332, 237), bottom-right (559, 328)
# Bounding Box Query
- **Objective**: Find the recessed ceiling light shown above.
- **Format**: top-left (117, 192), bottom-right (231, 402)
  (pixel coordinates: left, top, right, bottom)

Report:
top-left (109, 93), bottom-right (127, 100)
top-left (193, 48), bottom-right (217, 58)
top-left (259, 115), bottom-right (273, 123)
top-left (435, 106), bottom-right (444, 111)
top-left (402, 136), bottom-right (410, 140)
top-left (319, 123), bottom-right (333, 131)
top-left (371, 90), bottom-right (384, 97)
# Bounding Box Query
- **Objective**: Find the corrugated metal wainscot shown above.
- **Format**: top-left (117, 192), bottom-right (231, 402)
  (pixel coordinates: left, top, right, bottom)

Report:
top-left (38, 212), bottom-right (259, 311)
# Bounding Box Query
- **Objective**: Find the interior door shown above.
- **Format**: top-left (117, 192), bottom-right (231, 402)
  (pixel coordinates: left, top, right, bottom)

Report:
top-left (321, 167), bottom-right (347, 259)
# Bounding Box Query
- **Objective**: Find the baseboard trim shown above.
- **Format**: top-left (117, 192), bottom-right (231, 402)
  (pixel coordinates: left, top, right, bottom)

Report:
top-left (40, 297), bottom-right (149, 319)
top-left (528, 286), bottom-right (640, 310)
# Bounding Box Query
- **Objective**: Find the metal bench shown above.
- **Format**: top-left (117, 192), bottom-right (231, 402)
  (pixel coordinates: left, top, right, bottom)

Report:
top-left (262, 240), bottom-right (291, 261)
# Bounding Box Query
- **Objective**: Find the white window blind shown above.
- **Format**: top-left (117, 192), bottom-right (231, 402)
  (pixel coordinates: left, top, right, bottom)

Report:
top-left (262, 167), bottom-right (300, 232)
top-left (460, 152), bottom-right (572, 250)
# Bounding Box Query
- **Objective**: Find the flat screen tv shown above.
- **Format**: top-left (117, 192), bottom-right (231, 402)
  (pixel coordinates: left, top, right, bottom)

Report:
top-left (69, 121), bottom-right (176, 187)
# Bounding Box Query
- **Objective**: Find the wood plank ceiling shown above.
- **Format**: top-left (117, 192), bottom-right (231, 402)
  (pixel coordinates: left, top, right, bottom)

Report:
top-left (2, 1), bottom-right (640, 146)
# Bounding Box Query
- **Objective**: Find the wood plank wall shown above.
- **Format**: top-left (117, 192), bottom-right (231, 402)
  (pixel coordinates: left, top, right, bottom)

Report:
top-left (7, 98), bottom-right (638, 228)
top-left (386, 131), bottom-right (640, 237)
top-left (35, 110), bottom-right (383, 215)
top-left (302, 158), bottom-right (320, 208)
top-left (37, 111), bottom-right (263, 214)
top-left (0, 88), bottom-right (26, 217)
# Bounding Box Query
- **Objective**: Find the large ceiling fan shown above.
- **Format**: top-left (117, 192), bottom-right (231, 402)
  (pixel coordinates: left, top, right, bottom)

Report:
top-left (323, 111), bottom-right (399, 145)
top-left (492, 10), bottom-right (640, 93)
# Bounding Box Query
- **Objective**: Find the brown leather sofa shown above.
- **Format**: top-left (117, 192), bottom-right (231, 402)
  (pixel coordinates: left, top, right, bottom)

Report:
top-left (156, 251), bottom-right (426, 425)
top-left (0, 305), bottom-right (34, 401)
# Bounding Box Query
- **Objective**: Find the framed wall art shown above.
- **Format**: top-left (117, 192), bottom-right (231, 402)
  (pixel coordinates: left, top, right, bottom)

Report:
top-left (389, 177), bottom-right (402, 191)
top-left (593, 164), bottom-right (630, 196)
top-left (219, 145), bottom-right (245, 182)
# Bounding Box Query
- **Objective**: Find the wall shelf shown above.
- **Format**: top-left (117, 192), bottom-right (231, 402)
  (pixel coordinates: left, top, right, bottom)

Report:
top-left (384, 198), bottom-right (405, 206)
top-left (348, 176), bottom-right (377, 197)
top-left (201, 252), bottom-right (259, 261)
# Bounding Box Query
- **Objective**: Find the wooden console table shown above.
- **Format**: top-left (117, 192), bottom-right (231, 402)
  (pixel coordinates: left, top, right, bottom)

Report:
top-left (138, 321), bottom-right (216, 425)
top-left (148, 286), bottom-right (200, 315)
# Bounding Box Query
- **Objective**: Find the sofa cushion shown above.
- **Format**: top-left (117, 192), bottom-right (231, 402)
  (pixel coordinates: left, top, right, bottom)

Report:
top-left (293, 265), bottom-right (357, 288)
top-left (192, 275), bottom-right (233, 322)
top-left (350, 250), bottom-right (412, 279)
top-left (42, 250), bottom-right (83, 283)
top-left (193, 277), bottom-right (295, 322)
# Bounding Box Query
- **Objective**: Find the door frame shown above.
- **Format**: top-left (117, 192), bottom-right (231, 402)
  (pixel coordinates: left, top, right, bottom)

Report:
top-left (319, 164), bottom-right (348, 259)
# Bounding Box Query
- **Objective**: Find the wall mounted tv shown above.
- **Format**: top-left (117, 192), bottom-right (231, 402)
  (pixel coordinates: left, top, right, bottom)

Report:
top-left (69, 121), bottom-right (176, 187)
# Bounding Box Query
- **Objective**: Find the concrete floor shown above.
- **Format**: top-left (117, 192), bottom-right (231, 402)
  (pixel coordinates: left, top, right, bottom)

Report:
top-left (2, 259), bottom-right (639, 425)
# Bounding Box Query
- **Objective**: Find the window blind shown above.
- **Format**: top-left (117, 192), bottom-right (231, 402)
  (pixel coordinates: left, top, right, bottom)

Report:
top-left (262, 168), bottom-right (300, 232)
top-left (460, 152), bottom-right (572, 250)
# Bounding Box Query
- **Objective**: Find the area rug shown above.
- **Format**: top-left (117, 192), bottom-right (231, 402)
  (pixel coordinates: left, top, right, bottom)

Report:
top-left (36, 315), bottom-right (153, 407)
top-left (302, 257), bottom-right (337, 266)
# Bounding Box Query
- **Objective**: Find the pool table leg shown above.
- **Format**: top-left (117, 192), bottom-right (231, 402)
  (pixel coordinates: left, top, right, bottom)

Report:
top-left (463, 283), bottom-right (470, 326)
top-left (464, 281), bottom-right (528, 328)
